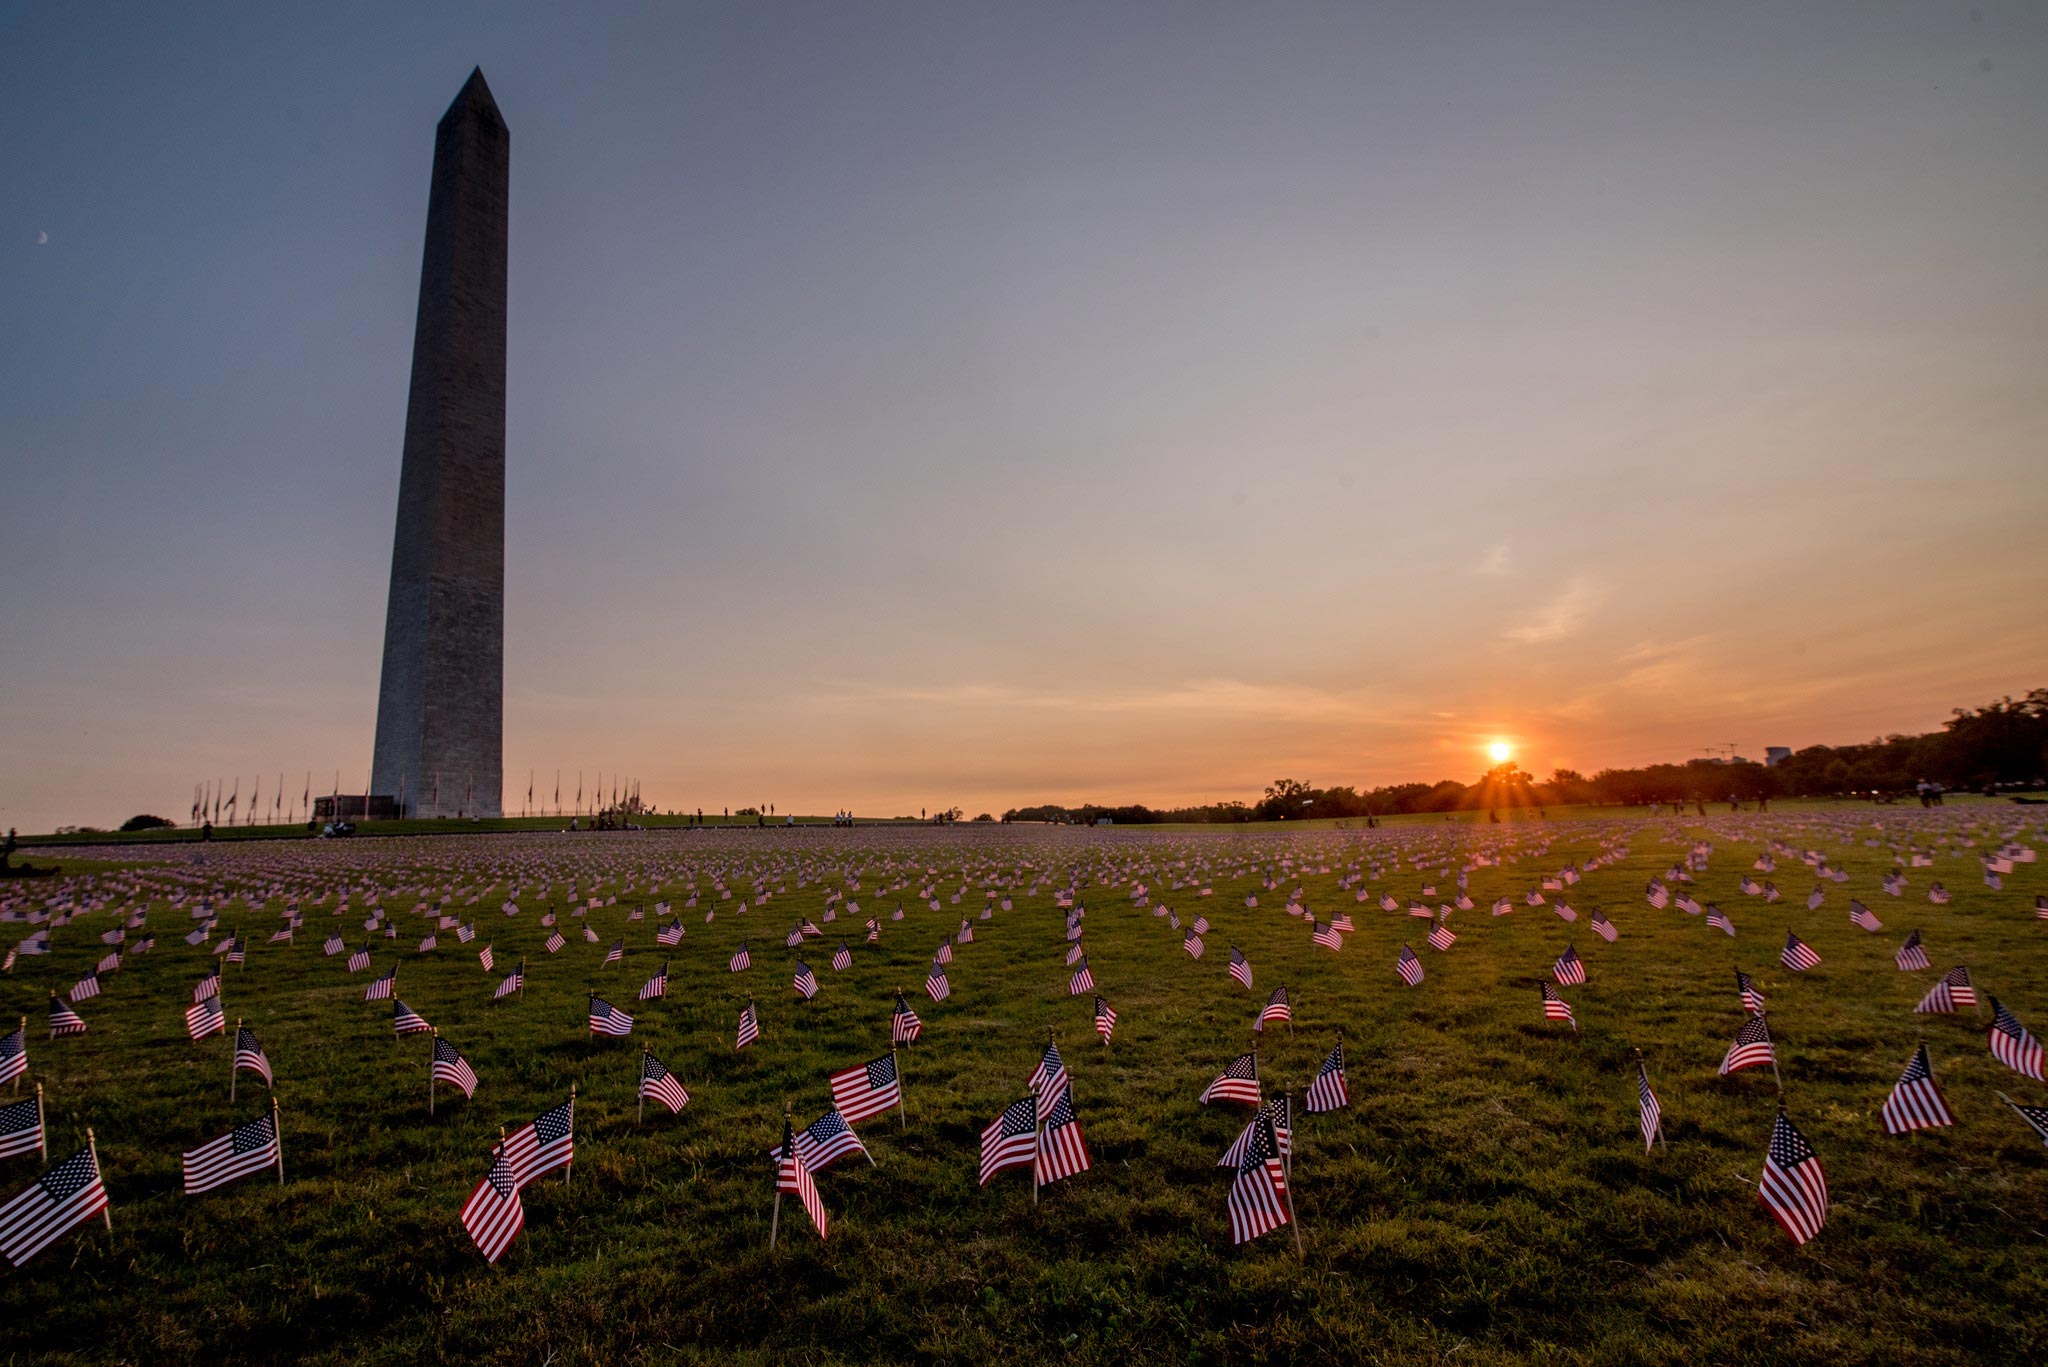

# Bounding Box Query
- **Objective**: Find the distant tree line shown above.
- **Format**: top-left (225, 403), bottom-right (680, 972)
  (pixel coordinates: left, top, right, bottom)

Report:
top-left (1000, 688), bottom-right (2047, 823)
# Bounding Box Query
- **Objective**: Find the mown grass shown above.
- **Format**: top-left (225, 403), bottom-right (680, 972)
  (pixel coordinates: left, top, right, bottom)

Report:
top-left (1, 812), bottom-right (2044, 1366)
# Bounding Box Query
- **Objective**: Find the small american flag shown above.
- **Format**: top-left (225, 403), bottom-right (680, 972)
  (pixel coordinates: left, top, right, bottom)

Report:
top-left (1068, 957), bottom-right (1094, 995)
top-left (639, 1051), bottom-right (689, 1114)
top-left (1780, 932), bottom-right (1821, 973)
top-left (1988, 998), bottom-right (2045, 1081)
top-left (604, 939), bottom-right (624, 966)
top-left (493, 965), bottom-right (524, 1000)
top-left (770, 1109), bottom-right (867, 1172)
top-left (588, 996), bottom-right (635, 1037)
top-left (1736, 969), bottom-right (1767, 1014)
top-left (456, 921), bottom-right (475, 943)
top-left (1027, 1041), bottom-right (1067, 1109)
top-left (182, 1111), bottom-right (279, 1195)
top-left (1706, 907), bottom-right (1734, 936)
top-left (1880, 1043), bottom-right (1954, 1134)
top-left (978, 1096), bottom-right (1038, 1186)
top-left (1219, 1097), bottom-right (1292, 1167)
top-left (67, 972), bottom-right (99, 1003)
top-left (1395, 944), bottom-right (1424, 987)
top-left (1225, 1110), bottom-right (1290, 1245)
top-left (0, 1027), bottom-right (26, 1086)
top-left (503, 1098), bottom-right (575, 1187)
top-left (1894, 930), bottom-right (1929, 972)
top-left (323, 934), bottom-right (344, 956)
top-left (1227, 947), bottom-right (1252, 989)
top-left (736, 1000), bottom-right (759, 1050)
top-left (1305, 1042), bottom-right (1348, 1113)
top-left (0, 1097), bottom-right (44, 1161)
top-left (478, 943), bottom-right (495, 971)
top-left (432, 1036), bottom-right (479, 1098)
top-left (393, 999), bottom-right (431, 1037)
top-left (233, 1026), bottom-right (272, 1086)
top-left (1759, 1110), bottom-right (1827, 1245)
top-left (364, 967), bottom-right (396, 1001)
top-left (460, 1145), bottom-right (524, 1263)
top-left (1200, 1052), bottom-right (1261, 1105)
top-left (638, 961), bottom-right (669, 1001)
top-left (775, 1114), bottom-right (828, 1240)
top-left (793, 960), bottom-right (818, 1000)
top-left (1915, 965), bottom-right (1975, 1014)
top-left (544, 930), bottom-right (566, 954)
top-left (1636, 1059), bottom-right (1663, 1151)
top-left (829, 1053), bottom-right (901, 1122)
top-left (1311, 921), bottom-right (1342, 951)
top-left (864, 918), bottom-right (879, 943)
top-left (831, 941), bottom-right (852, 971)
top-left (1999, 1091), bottom-right (2048, 1147)
top-left (1552, 944), bottom-right (1585, 986)
top-left (192, 969), bottom-right (220, 1002)
top-left (656, 920), bottom-right (684, 947)
top-left (728, 944), bottom-right (751, 973)
top-left (1256, 987), bottom-right (1291, 1031)
top-left (0, 1146), bottom-right (108, 1267)
top-left (1035, 1090), bottom-right (1091, 1185)
top-left (1427, 918), bottom-right (1457, 952)
top-left (1540, 980), bottom-right (1576, 1029)
top-left (1720, 1014), bottom-right (1775, 1075)
top-left (1094, 996), bottom-right (1118, 1043)
top-left (183, 996), bottom-right (222, 1041)
top-left (891, 993), bottom-right (923, 1044)
top-left (925, 961), bottom-right (950, 1001)
top-left (1848, 901), bottom-right (1883, 933)
top-left (347, 945), bottom-right (372, 973)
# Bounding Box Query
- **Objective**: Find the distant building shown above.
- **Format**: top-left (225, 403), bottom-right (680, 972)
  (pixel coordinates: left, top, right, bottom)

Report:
top-left (1765, 746), bottom-right (1792, 767)
top-left (314, 795), bottom-right (401, 821)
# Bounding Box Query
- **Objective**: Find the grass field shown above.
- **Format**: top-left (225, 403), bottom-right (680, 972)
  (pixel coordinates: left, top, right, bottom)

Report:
top-left (2, 810), bottom-right (2045, 1366)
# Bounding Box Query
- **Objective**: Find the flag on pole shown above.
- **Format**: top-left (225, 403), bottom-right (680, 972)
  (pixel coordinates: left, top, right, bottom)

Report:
top-left (1915, 966), bottom-right (1976, 1014)
top-left (891, 993), bottom-right (923, 1044)
top-left (1305, 1041), bottom-right (1348, 1113)
top-left (503, 1098), bottom-right (575, 1187)
top-left (776, 1113), bottom-right (828, 1240)
top-left (1879, 1043), bottom-right (1954, 1135)
top-left (770, 1109), bottom-right (867, 1172)
top-left (0, 1146), bottom-right (108, 1267)
top-left (1781, 932), bottom-right (1821, 972)
top-left (736, 1000), bottom-right (759, 1051)
top-left (1758, 1110), bottom-right (1828, 1246)
top-left (978, 1096), bottom-right (1038, 1186)
top-left (638, 1052), bottom-right (689, 1114)
top-left (1894, 931), bottom-right (1929, 972)
top-left (181, 1112), bottom-right (280, 1196)
top-left (1093, 996), bottom-right (1118, 1043)
top-left (1035, 1091), bottom-right (1091, 1185)
top-left (1255, 987), bottom-right (1291, 1032)
top-left (1200, 1053), bottom-right (1261, 1105)
top-left (1988, 998), bottom-right (2045, 1081)
top-left (432, 1036), bottom-right (479, 1098)
top-left (1720, 1015), bottom-right (1776, 1075)
top-left (829, 1054), bottom-right (902, 1123)
top-left (1225, 1110), bottom-right (1290, 1245)
top-left (460, 1145), bottom-right (524, 1263)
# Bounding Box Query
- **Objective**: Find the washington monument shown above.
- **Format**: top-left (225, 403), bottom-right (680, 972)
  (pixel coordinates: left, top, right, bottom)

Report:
top-left (371, 69), bottom-right (508, 818)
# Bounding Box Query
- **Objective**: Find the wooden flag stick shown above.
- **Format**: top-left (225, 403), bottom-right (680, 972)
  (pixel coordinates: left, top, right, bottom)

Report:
top-left (1283, 1092), bottom-right (1304, 1258)
top-left (892, 1040), bottom-right (906, 1131)
top-left (565, 1084), bottom-right (576, 1186)
top-left (638, 1044), bottom-right (647, 1124)
top-left (34, 1082), bottom-right (45, 1163)
top-left (13, 1016), bottom-right (22, 1092)
top-left (86, 1127), bottom-right (111, 1230)
top-left (231, 1017), bottom-right (242, 1102)
top-left (429, 1027), bottom-right (437, 1117)
top-left (272, 1094), bottom-right (285, 1185)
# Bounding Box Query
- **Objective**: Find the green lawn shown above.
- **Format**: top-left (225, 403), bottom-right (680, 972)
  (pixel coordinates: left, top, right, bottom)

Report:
top-left (1, 811), bottom-right (2044, 1366)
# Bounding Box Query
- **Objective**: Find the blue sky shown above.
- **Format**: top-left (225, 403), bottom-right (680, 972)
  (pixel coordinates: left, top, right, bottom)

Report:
top-left (3, 3), bottom-right (2044, 829)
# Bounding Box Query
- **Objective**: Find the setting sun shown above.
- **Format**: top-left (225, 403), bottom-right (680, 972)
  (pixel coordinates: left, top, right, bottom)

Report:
top-left (1487, 741), bottom-right (1512, 764)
